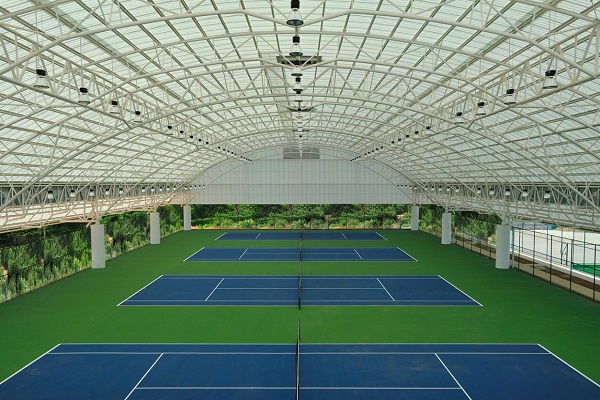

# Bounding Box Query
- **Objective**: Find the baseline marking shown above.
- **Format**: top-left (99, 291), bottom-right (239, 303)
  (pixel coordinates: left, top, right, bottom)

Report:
top-left (377, 278), bottom-right (395, 301)
top-left (538, 344), bottom-right (600, 389)
top-left (205, 278), bottom-right (225, 301)
top-left (354, 248), bottom-right (363, 260)
top-left (434, 353), bottom-right (473, 400)
top-left (0, 344), bottom-right (60, 385)
top-left (397, 247), bottom-right (418, 262)
top-left (437, 275), bottom-right (482, 306)
top-left (215, 232), bottom-right (227, 240)
top-left (118, 275), bottom-right (164, 306)
top-left (183, 247), bottom-right (204, 262)
top-left (124, 353), bottom-right (164, 400)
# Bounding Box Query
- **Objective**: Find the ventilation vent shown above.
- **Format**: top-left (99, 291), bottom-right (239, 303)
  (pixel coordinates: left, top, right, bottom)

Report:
top-left (283, 147), bottom-right (320, 159)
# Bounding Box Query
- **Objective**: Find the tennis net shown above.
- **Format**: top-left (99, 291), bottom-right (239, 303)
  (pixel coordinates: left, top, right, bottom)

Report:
top-left (297, 261), bottom-right (302, 310)
top-left (295, 317), bottom-right (301, 400)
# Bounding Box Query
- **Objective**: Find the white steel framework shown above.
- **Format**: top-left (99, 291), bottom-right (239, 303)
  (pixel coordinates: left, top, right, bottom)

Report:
top-left (0, 0), bottom-right (599, 232)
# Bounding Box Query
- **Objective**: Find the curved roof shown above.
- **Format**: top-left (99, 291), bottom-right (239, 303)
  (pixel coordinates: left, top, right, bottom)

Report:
top-left (1, 1), bottom-right (599, 230)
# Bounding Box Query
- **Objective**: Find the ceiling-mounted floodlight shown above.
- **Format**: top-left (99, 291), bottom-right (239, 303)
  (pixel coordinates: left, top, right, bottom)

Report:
top-left (503, 89), bottom-right (516, 105)
top-left (141, 187), bottom-right (146, 193)
top-left (78, 87), bottom-right (91, 104)
top-left (291, 65), bottom-right (303, 77)
top-left (118, 188), bottom-right (124, 195)
top-left (46, 190), bottom-right (54, 201)
top-left (489, 188), bottom-right (495, 196)
top-left (89, 188), bottom-right (95, 198)
top-left (289, 35), bottom-right (303, 57)
top-left (543, 70), bottom-right (558, 89)
top-left (70, 189), bottom-right (76, 198)
top-left (455, 112), bottom-right (465, 124)
top-left (544, 190), bottom-right (551, 199)
top-left (504, 189), bottom-right (511, 196)
top-left (109, 100), bottom-right (120, 114)
top-left (34, 69), bottom-right (50, 88)
top-left (286, 0), bottom-right (304, 26)
top-left (104, 188), bottom-right (110, 196)
top-left (521, 189), bottom-right (529, 197)
top-left (476, 187), bottom-right (482, 195)
top-left (454, 187), bottom-right (460, 193)
top-left (293, 77), bottom-right (303, 94)
top-left (133, 110), bottom-right (142, 123)
top-left (166, 125), bottom-right (174, 135)
top-left (446, 186), bottom-right (451, 192)
top-left (476, 101), bottom-right (487, 116)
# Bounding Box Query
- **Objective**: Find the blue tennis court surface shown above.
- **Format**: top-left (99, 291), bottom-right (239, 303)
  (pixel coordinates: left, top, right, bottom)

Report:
top-left (119, 275), bottom-right (480, 306)
top-left (216, 231), bottom-right (386, 241)
top-left (2, 343), bottom-right (599, 400)
top-left (185, 247), bottom-right (416, 261)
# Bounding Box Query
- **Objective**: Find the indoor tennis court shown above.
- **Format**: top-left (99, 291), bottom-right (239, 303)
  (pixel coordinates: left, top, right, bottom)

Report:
top-left (2, 343), bottom-right (599, 400)
top-left (118, 275), bottom-right (480, 306)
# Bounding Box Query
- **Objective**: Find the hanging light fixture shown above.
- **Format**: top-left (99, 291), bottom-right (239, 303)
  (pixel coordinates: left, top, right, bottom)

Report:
top-left (503, 89), bottom-right (516, 105)
top-left (476, 101), bottom-right (487, 116)
top-left (166, 125), bottom-right (174, 135)
top-left (89, 188), bottom-right (95, 198)
top-left (293, 77), bottom-right (303, 94)
top-left (454, 111), bottom-right (465, 124)
top-left (291, 64), bottom-right (303, 77)
top-left (544, 190), bottom-right (551, 199)
top-left (521, 189), bottom-right (529, 197)
top-left (78, 87), bottom-right (91, 104)
top-left (543, 70), bottom-right (558, 89)
top-left (286, 0), bottom-right (304, 26)
top-left (289, 35), bottom-right (303, 57)
top-left (46, 190), bottom-right (54, 201)
top-left (133, 110), bottom-right (142, 123)
top-left (34, 68), bottom-right (50, 89)
top-left (70, 189), bottom-right (76, 199)
top-left (109, 100), bottom-right (120, 114)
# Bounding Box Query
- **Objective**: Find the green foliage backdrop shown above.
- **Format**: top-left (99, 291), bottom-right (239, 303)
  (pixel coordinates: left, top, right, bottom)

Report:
top-left (0, 203), bottom-right (502, 303)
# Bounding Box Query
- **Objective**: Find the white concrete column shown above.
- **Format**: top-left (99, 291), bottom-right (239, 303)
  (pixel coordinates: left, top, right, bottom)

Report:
top-left (183, 205), bottom-right (192, 231)
top-left (150, 211), bottom-right (160, 244)
top-left (91, 223), bottom-right (105, 269)
top-left (441, 212), bottom-right (452, 244)
top-left (410, 205), bottom-right (420, 231)
top-left (495, 224), bottom-right (511, 269)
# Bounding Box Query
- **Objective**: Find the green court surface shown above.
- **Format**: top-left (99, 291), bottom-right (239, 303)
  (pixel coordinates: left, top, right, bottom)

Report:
top-left (1, 229), bottom-right (600, 386)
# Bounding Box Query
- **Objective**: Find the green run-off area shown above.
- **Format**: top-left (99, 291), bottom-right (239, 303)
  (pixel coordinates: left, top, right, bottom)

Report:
top-left (1, 230), bottom-right (599, 385)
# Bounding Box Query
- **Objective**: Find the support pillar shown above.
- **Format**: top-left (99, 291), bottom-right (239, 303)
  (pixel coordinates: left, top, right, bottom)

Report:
top-left (183, 205), bottom-right (192, 231)
top-left (410, 205), bottom-right (420, 231)
top-left (91, 223), bottom-right (105, 269)
top-left (441, 212), bottom-right (452, 244)
top-left (150, 211), bottom-right (160, 244)
top-left (495, 224), bottom-right (511, 269)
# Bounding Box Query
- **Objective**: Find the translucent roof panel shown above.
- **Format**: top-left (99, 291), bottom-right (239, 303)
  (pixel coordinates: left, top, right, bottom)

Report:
top-left (0, 0), bottom-right (599, 229)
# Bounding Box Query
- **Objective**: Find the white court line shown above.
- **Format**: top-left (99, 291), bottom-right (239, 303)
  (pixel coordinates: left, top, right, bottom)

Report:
top-left (205, 278), bottom-right (225, 301)
top-left (238, 248), bottom-right (249, 259)
top-left (215, 232), bottom-right (227, 240)
top-left (375, 232), bottom-right (387, 241)
top-left (434, 353), bottom-right (473, 400)
top-left (538, 344), bottom-right (600, 388)
top-left (396, 247), bottom-right (418, 262)
top-left (124, 353), bottom-right (164, 400)
top-left (342, 233), bottom-right (348, 240)
top-left (255, 233), bottom-right (261, 239)
top-left (377, 278), bottom-right (396, 301)
top-left (354, 248), bottom-right (363, 260)
top-left (118, 275), bottom-right (164, 306)
top-left (183, 247), bottom-right (205, 262)
top-left (437, 275), bottom-right (482, 306)
top-left (137, 386), bottom-right (294, 390)
top-left (0, 344), bottom-right (60, 385)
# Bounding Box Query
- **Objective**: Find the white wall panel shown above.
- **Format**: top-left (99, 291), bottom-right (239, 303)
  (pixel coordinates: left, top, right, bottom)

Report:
top-left (192, 159), bottom-right (413, 204)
